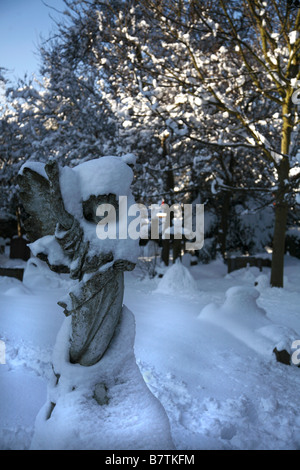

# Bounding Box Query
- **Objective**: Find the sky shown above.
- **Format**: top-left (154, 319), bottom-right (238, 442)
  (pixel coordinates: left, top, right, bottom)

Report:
top-left (0, 0), bottom-right (66, 84)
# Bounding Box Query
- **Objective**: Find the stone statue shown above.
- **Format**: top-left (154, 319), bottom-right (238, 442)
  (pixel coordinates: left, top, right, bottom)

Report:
top-left (18, 157), bottom-right (136, 368)
top-left (18, 156), bottom-right (175, 450)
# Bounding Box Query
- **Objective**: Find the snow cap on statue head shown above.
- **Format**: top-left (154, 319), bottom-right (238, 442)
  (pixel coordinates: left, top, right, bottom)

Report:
top-left (73, 156), bottom-right (134, 201)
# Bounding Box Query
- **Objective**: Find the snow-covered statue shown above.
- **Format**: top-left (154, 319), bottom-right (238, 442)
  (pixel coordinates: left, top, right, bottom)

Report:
top-left (19, 157), bottom-right (136, 367)
top-left (18, 156), bottom-right (174, 450)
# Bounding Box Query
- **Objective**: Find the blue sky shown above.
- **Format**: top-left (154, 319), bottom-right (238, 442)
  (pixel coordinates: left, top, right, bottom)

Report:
top-left (0, 0), bottom-right (66, 83)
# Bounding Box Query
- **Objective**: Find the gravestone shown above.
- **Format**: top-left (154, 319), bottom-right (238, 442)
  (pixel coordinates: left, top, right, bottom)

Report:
top-left (10, 236), bottom-right (31, 261)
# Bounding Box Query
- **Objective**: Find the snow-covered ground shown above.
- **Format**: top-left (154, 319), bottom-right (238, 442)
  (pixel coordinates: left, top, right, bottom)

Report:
top-left (1, 252), bottom-right (300, 450)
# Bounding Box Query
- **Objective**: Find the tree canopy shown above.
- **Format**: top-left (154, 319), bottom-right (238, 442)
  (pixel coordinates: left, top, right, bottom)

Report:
top-left (0, 0), bottom-right (299, 286)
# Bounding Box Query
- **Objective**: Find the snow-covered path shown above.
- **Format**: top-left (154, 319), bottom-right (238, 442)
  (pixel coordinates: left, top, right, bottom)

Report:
top-left (1, 255), bottom-right (300, 449)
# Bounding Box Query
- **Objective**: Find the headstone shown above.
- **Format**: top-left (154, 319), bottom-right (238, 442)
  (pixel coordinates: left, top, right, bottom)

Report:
top-left (10, 237), bottom-right (31, 261)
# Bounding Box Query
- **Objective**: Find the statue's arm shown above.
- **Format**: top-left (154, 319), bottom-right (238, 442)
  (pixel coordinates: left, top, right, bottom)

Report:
top-left (113, 259), bottom-right (136, 272)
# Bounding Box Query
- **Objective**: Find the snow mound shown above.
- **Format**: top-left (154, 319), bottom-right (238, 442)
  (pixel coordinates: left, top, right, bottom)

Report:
top-left (23, 258), bottom-right (71, 290)
top-left (225, 267), bottom-right (259, 283)
top-left (257, 324), bottom-right (299, 354)
top-left (30, 307), bottom-right (174, 450)
top-left (222, 286), bottom-right (267, 320)
top-left (0, 276), bottom-right (24, 293)
top-left (4, 284), bottom-right (32, 297)
top-left (254, 274), bottom-right (270, 290)
top-left (199, 285), bottom-right (298, 359)
top-left (254, 273), bottom-right (290, 290)
top-left (155, 260), bottom-right (198, 296)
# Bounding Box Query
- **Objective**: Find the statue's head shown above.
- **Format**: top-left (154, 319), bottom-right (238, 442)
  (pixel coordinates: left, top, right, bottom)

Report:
top-left (82, 193), bottom-right (119, 225)
top-left (57, 155), bottom-right (134, 227)
top-left (18, 155), bottom-right (138, 274)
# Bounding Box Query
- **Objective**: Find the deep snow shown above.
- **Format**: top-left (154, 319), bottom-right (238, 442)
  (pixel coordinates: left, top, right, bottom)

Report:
top-left (1, 252), bottom-right (300, 450)
top-left (30, 306), bottom-right (174, 450)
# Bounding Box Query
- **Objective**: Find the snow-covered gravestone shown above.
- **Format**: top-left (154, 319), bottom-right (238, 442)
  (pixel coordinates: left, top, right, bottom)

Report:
top-left (18, 157), bottom-right (174, 450)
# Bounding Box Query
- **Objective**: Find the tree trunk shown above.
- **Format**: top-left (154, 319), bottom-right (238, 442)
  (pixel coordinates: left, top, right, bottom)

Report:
top-left (270, 155), bottom-right (290, 287)
top-left (270, 202), bottom-right (288, 287)
top-left (160, 134), bottom-right (174, 267)
top-left (270, 93), bottom-right (292, 288)
top-left (161, 239), bottom-right (170, 266)
top-left (173, 238), bottom-right (182, 263)
top-left (218, 190), bottom-right (231, 259)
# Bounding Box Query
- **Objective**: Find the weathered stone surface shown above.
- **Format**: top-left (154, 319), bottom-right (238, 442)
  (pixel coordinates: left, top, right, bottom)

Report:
top-left (273, 347), bottom-right (291, 366)
top-left (18, 159), bottom-right (136, 368)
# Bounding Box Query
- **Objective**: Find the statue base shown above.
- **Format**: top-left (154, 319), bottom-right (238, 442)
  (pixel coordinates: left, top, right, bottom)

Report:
top-left (30, 306), bottom-right (174, 450)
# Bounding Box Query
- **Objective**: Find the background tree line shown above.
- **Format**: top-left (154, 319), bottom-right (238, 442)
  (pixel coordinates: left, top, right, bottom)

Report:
top-left (0, 0), bottom-right (299, 287)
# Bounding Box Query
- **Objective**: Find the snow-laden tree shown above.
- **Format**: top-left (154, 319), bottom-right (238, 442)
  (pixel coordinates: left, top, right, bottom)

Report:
top-left (193, 146), bottom-right (275, 258)
top-left (41, 0), bottom-right (199, 205)
top-left (2, 0), bottom-right (299, 280)
top-left (8, 55), bottom-right (120, 165)
top-left (0, 69), bottom-right (26, 228)
top-left (0, 10), bottom-right (124, 227)
top-left (90, 0), bottom-right (300, 286)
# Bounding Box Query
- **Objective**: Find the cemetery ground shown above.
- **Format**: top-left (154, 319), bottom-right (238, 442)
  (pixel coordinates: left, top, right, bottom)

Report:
top-left (1, 251), bottom-right (300, 450)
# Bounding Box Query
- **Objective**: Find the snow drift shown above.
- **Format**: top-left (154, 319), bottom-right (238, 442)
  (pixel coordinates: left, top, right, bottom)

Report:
top-left (30, 307), bottom-right (174, 450)
top-left (199, 285), bottom-right (299, 359)
top-left (155, 260), bottom-right (198, 296)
